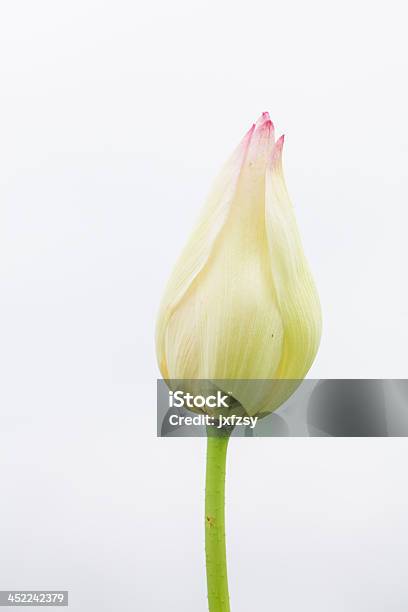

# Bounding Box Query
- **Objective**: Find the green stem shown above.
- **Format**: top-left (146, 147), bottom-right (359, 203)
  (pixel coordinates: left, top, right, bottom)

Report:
top-left (205, 428), bottom-right (231, 612)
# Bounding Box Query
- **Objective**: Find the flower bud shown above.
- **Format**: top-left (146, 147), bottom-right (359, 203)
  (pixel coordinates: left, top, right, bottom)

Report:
top-left (156, 113), bottom-right (321, 416)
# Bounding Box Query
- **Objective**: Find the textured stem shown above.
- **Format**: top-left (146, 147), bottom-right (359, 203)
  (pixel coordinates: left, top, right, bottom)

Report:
top-left (205, 429), bottom-right (231, 612)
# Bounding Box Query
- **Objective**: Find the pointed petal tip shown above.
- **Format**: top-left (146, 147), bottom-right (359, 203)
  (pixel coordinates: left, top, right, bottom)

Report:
top-left (255, 111), bottom-right (274, 132)
top-left (272, 135), bottom-right (285, 166)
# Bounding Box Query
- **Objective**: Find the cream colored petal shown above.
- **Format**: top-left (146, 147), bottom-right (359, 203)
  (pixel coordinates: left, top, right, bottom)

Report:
top-left (265, 136), bottom-right (322, 380)
top-left (156, 124), bottom-right (255, 378)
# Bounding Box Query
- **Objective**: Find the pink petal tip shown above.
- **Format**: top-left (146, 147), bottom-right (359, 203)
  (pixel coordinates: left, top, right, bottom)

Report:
top-left (272, 135), bottom-right (285, 165)
top-left (276, 134), bottom-right (285, 148)
top-left (255, 111), bottom-right (274, 132)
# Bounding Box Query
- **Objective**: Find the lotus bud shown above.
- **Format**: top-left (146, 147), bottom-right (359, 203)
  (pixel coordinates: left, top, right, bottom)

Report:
top-left (156, 113), bottom-right (321, 416)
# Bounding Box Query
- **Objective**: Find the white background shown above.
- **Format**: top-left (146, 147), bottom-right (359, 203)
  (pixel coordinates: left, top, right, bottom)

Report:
top-left (1, 1), bottom-right (408, 610)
